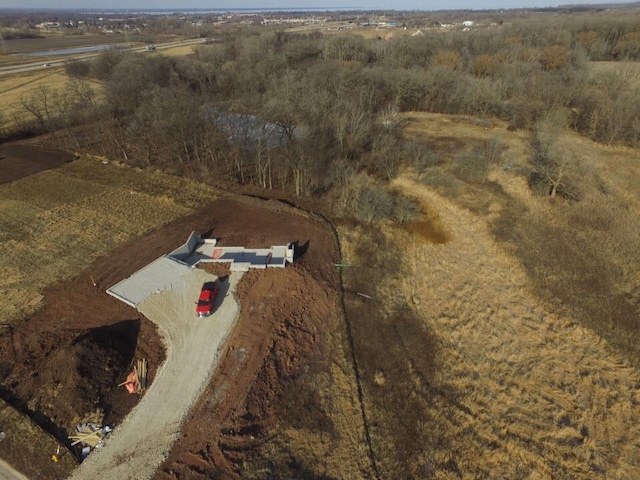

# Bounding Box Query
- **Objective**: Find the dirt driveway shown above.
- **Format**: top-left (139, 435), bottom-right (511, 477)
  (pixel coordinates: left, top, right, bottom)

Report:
top-left (0, 459), bottom-right (28, 480)
top-left (69, 268), bottom-right (242, 480)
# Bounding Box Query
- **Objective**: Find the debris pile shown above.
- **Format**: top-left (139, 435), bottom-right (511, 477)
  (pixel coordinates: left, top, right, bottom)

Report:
top-left (69, 423), bottom-right (112, 460)
top-left (119, 358), bottom-right (148, 394)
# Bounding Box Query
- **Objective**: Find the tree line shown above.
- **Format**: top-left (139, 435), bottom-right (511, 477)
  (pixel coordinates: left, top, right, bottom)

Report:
top-left (4, 11), bottom-right (640, 212)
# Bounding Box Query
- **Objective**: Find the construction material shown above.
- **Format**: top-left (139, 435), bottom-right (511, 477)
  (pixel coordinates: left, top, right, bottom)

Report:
top-left (51, 444), bottom-right (67, 463)
top-left (68, 423), bottom-right (111, 458)
top-left (137, 358), bottom-right (147, 390)
top-left (119, 358), bottom-right (147, 394)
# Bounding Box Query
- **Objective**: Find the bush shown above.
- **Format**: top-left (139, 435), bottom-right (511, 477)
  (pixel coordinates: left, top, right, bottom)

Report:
top-left (65, 59), bottom-right (90, 78)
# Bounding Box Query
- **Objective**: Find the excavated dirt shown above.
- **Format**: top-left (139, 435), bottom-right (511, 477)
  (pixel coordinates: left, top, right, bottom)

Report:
top-left (0, 188), bottom-right (340, 478)
top-left (156, 199), bottom-right (341, 479)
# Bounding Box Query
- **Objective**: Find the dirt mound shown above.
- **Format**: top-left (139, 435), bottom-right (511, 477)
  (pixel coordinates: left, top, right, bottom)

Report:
top-left (0, 143), bottom-right (76, 185)
top-left (6, 321), bottom-right (140, 432)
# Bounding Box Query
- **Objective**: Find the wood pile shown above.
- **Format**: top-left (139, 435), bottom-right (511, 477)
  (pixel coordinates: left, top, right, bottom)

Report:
top-left (119, 358), bottom-right (147, 394)
top-left (69, 423), bottom-right (110, 448)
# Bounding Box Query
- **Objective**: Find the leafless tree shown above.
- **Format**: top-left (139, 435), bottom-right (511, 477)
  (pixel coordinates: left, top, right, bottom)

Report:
top-left (20, 86), bottom-right (56, 139)
top-left (530, 110), bottom-right (577, 198)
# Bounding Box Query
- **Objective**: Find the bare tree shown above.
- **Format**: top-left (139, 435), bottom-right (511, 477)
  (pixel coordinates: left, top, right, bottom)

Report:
top-left (20, 86), bottom-right (57, 139)
top-left (371, 133), bottom-right (401, 181)
top-left (530, 110), bottom-right (577, 198)
top-left (406, 141), bottom-right (442, 181)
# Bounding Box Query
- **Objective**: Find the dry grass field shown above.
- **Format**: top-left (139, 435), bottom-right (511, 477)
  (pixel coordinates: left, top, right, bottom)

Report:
top-left (0, 70), bottom-right (104, 129)
top-left (157, 45), bottom-right (198, 57)
top-left (590, 60), bottom-right (640, 77)
top-left (392, 176), bottom-right (640, 478)
top-left (339, 112), bottom-right (640, 478)
top-left (0, 155), bottom-right (217, 324)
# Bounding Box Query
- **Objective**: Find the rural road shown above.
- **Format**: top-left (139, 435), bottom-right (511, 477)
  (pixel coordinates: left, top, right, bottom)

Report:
top-left (0, 39), bottom-right (204, 77)
top-left (68, 268), bottom-right (243, 480)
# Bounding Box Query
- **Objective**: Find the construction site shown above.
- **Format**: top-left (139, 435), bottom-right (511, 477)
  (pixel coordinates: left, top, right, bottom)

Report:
top-left (0, 145), bottom-right (345, 480)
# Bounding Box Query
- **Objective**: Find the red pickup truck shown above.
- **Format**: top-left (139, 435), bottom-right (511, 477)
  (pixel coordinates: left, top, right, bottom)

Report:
top-left (196, 282), bottom-right (219, 318)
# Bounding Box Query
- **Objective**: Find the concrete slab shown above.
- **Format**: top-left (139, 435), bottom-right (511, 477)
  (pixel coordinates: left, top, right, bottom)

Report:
top-left (106, 256), bottom-right (194, 307)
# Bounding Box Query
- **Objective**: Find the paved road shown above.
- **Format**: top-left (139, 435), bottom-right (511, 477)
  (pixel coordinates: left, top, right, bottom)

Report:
top-left (68, 268), bottom-right (242, 480)
top-left (0, 39), bottom-right (203, 77)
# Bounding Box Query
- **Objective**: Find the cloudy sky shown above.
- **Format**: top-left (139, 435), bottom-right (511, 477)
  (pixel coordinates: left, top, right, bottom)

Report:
top-left (0, 0), bottom-right (630, 10)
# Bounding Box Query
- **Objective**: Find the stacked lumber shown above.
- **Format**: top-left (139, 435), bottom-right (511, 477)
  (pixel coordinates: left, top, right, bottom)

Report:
top-left (69, 423), bottom-right (110, 448)
top-left (137, 358), bottom-right (147, 391)
top-left (68, 423), bottom-right (112, 460)
top-left (119, 358), bottom-right (147, 394)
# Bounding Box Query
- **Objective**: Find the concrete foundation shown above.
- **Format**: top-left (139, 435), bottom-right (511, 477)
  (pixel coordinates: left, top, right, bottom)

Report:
top-left (169, 232), bottom-right (294, 272)
top-left (107, 233), bottom-right (294, 306)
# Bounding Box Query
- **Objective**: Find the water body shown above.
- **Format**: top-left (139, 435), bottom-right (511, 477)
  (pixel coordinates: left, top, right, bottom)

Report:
top-left (76, 8), bottom-right (360, 14)
top-left (16, 44), bottom-right (127, 57)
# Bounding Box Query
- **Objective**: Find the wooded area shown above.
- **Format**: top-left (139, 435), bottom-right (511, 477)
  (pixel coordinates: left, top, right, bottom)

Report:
top-left (4, 11), bottom-right (640, 213)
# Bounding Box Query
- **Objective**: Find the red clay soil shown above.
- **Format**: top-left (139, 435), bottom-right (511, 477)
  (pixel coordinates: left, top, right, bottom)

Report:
top-left (155, 197), bottom-right (341, 480)
top-left (0, 192), bottom-right (340, 479)
top-left (0, 143), bottom-right (76, 184)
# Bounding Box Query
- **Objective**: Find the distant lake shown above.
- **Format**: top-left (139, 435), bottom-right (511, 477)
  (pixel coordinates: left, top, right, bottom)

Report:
top-left (79, 7), bottom-right (360, 14)
top-left (16, 44), bottom-right (128, 57)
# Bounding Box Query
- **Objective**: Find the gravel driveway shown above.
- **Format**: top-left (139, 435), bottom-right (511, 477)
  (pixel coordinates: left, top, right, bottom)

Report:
top-left (69, 268), bottom-right (242, 480)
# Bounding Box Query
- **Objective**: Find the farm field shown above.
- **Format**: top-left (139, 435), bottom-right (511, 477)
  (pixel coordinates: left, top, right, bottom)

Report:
top-left (0, 69), bottom-right (104, 130)
top-left (0, 34), bottom-right (173, 56)
top-left (0, 149), bottom-right (217, 324)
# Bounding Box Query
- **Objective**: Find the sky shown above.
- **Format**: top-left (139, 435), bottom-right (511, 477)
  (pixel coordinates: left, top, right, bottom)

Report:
top-left (0, 0), bottom-right (631, 11)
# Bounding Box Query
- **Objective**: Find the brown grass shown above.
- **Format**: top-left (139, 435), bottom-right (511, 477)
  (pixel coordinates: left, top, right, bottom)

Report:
top-left (0, 70), bottom-right (103, 129)
top-left (0, 155), bottom-right (217, 325)
top-left (589, 60), bottom-right (640, 78)
top-left (387, 175), bottom-right (640, 478)
top-left (158, 45), bottom-right (197, 57)
top-left (403, 202), bottom-right (450, 244)
top-left (336, 111), bottom-right (640, 478)
top-left (0, 398), bottom-right (76, 479)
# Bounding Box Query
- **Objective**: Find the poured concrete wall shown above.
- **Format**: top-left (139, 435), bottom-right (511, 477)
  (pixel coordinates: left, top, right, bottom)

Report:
top-left (108, 236), bottom-right (294, 308)
top-left (169, 231), bottom-right (204, 261)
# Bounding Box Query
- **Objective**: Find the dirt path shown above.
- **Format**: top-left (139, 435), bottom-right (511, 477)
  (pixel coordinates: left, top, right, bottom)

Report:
top-left (392, 175), bottom-right (640, 478)
top-left (68, 268), bottom-right (242, 480)
top-left (0, 460), bottom-right (28, 480)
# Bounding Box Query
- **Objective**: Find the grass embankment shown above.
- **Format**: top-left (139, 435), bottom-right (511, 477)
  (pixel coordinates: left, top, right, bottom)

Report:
top-left (0, 155), bottom-right (217, 324)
